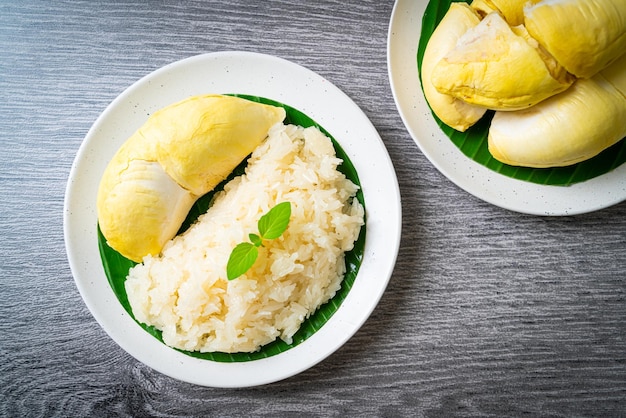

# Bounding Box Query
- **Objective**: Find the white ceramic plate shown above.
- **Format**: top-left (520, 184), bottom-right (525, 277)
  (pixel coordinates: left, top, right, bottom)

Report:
top-left (64, 51), bottom-right (401, 387)
top-left (388, 0), bottom-right (626, 216)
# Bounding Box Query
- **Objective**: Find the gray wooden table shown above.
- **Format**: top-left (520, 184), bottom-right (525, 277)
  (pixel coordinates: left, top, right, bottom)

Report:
top-left (2, 1), bottom-right (626, 416)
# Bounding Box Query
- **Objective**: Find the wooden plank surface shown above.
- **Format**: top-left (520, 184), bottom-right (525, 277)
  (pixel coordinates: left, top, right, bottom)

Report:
top-left (1, 0), bottom-right (626, 416)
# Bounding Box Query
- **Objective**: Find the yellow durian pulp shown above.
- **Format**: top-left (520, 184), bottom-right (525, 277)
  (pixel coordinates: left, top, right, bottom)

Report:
top-left (97, 160), bottom-right (196, 263)
top-left (472, 0), bottom-right (540, 26)
top-left (431, 12), bottom-right (574, 111)
top-left (139, 95), bottom-right (286, 196)
top-left (470, 0), bottom-right (496, 16)
top-left (421, 2), bottom-right (487, 132)
top-left (488, 54), bottom-right (626, 168)
top-left (524, 0), bottom-right (626, 79)
top-left (97, 94), bottom-right (286, 262)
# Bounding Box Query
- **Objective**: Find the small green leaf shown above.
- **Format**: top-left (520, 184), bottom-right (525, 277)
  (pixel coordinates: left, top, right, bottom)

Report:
top-left (249, 233), bottom-right (262, 247)
top-left (226, 203), bottom-right (292, 281)
top-left (226, 242), bottom-right (259, 280)
top-left (258, 202), bottom-right (291, 240)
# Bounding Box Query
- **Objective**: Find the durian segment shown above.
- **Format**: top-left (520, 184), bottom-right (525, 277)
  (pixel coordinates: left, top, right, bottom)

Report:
top-left (488, 55), bottom-right (626, 168)
top-left (431, 12), bottom-right (574, 111)
top-left (470, 0), bottom-right (497, 17)
top-left (601, 50), bottom-right (626, 95)
top-left (421, 2), bottom-right (487, 132)
top-left (98, 161), bottom-right (196, 262)
top-left (472, 0), bottom-right (539, 25)
top-left (524, 0), bottom-right (626, 79)
top-left (97, 94), bottom-right (286, 262)
top-left (140, 95), bottom-right (286, 196)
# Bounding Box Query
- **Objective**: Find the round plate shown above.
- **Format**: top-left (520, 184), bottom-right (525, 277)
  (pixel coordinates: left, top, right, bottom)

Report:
top-left (64, 51), bottom-right (401, 387)
top-left (387, 0), bottom-right (626, 216)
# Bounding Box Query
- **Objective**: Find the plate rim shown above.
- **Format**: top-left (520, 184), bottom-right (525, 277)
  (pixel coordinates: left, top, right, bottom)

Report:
top-left (64, 50), bottom-right (401, 387)
top-left (387, 0), bottom-right (626, 216)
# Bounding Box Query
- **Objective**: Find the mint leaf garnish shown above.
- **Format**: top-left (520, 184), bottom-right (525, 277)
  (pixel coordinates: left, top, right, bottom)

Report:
top-left (226, 243), bottom-right (258, 280)
top-left (226, 202), bottom-right (291, 280)
top-left (258, 201), bottom-right (291, 239)
top-left (249, 233), bottom-right (263, 247)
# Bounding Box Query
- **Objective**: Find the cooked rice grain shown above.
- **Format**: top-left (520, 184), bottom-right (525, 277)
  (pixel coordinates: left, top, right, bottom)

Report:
top-left (125, 123), bottom-right (364, 353)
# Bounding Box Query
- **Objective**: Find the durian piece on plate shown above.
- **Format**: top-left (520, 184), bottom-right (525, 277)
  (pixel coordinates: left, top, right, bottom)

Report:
top-left (431, 11), bottom-right (575, 111)
top-left (488, 53), bottom-right (626, 168)
top-left (97, 94), bottom-right (286, 262)
top-left (471, 0), bottom-right (539, 26)
top-left (524, 0), bottom-right (626, 79)
top-left (420, 2), bottom-right (487, 131)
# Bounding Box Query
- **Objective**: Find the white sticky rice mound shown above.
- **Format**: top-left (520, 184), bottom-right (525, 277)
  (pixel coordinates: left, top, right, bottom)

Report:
top-left (125, 123), bottom-right (364, 353)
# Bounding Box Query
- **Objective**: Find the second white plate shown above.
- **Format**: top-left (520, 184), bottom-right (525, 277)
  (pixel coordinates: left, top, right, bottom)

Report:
top-left (387, 0), bottom-right (626, 216)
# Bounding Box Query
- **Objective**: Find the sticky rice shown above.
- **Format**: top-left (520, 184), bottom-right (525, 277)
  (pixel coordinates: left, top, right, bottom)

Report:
top-left (125, 123), bottom-right (364, 353)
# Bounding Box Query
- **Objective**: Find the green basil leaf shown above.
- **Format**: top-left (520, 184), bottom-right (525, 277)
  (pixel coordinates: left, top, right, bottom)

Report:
top-left (258, 201), bottom-right (291, 240)
top-left (249, 233), bottom-right (263, 247)
top-left (226, 242), bottom-right (259, 280)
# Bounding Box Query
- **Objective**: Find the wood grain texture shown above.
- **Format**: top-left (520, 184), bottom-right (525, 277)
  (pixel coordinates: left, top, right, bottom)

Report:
top-left (2, 0), bottom-right (626, 416)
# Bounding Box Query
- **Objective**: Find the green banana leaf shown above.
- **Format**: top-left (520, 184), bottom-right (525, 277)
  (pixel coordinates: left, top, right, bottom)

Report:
top-left (98, 95), bottom-right (366, 362)
top-left (417, 0), bottom-right (626, 186)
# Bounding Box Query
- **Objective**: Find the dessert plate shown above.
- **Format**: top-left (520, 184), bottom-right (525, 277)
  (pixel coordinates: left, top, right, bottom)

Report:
top-left (388, 0), bottom-right (626, 215)
top-left (64, 51), bottom-right (401, 387)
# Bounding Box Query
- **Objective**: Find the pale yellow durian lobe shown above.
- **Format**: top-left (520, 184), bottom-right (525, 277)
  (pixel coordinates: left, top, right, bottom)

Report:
top-left (97, 94), bottom-right (286, 261)
top-left (431, 12), bottom-right (574, 111)
top-left (509, 24), bottom-right (573, 88)
top-left (474, 0), bottom-right (540, 26)
top-left (421, 2), bottom-right (487, 132)
top-left (140, 95), bottom-right (286, 196)
top-left (97, 160), bottom-right (197, 262)
top-left (488, 58), bottom-right (626, 168)
top-left (471, 0), bottom-right (497, 18)
top-left (489, 0), bottom-right (527, 25)
top-left (600, 51), bottom-right (626, 97)
top-left (524, 0), bottom-right (626, 79)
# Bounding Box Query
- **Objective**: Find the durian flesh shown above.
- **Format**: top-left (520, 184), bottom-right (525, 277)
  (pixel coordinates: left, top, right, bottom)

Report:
top-left (97, 160), bottom-right (196, 262)
top-left (420, 2), bottom-right (487, 131)
top-left (431, 11), bottom-right (574, 111)
top-left (488, 54), bottom-right (626, 168)
top-left (97, 94), bottom-right (286, 262)
top-left (524, 0), bottom-right (626, 79)
top-left (472, 0), bottom-right (540, 26)
top-left (421, 0), bottom-right (626, 169)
